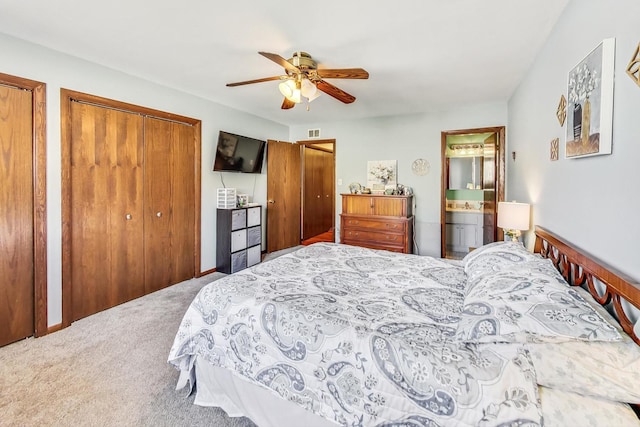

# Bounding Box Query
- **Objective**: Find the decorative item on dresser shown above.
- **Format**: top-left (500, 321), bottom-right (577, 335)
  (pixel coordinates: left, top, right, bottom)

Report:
top-left (216, 205), bottom-right (262, 273)
top-left (340, 193), bottom-right (413, 253)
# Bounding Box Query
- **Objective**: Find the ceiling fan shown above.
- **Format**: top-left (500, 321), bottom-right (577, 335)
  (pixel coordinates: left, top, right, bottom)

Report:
top-left (226, 51), bottom-right (369, 110)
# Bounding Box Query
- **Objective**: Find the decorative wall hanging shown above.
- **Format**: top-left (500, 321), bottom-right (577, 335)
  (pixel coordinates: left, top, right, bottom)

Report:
top-left (626, 42), bottom-right (640, 88)
top-left (367, 160), bottom-right (397, 194)
top-left (566, 38), bottom-right (615, 159)
top-left (550, 138), bottom-right (559, 161)
top-left (556, 95), bottom-right (567, 126)
top-left (411, 158), bottom-right (430, 176)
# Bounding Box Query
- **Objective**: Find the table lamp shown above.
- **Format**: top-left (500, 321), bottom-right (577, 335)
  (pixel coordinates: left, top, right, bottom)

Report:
top-left (497, 201), bottom-right (531, 242)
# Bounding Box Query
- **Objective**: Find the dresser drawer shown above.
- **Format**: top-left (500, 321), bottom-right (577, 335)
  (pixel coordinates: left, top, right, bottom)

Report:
top-left (342, 229), bottom-right (405, 246)
top-left (341, 239), bottom-right (406, 253)
top-left (342, 217), bottom-right (408, 232)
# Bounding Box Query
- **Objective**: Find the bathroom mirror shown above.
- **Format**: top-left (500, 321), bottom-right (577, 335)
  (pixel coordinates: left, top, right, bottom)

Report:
top-left (448, 156), bottom-right (483, 190)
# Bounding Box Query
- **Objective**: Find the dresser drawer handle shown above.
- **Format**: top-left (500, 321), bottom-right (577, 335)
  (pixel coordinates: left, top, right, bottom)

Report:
top-left (386, 235), bottom-right (398, 241)
top-left (385, 223), bottom-right (399, 229)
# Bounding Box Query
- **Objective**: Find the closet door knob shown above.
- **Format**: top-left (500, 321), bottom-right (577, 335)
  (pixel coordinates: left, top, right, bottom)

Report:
top-left (125, 214), bottom-right (132, 220)
top-left (156, 212), bottom-right (162, 218)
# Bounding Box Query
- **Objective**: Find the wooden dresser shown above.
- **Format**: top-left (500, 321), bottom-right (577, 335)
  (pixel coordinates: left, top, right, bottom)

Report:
top-left (340, 194), bottom-right (414, 253)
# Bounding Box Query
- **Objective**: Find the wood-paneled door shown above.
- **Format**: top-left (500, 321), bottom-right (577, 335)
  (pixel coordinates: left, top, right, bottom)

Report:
top-left (144, 117), bottom-right (196, 292)
top-left (302, 144), bottom-right (334, 240)
top-left (61, 90), bottom-right (201, 326)
top-left (68, 102), bottom-right (146, 321)
top-left (0, 73), bottom-right (47, 346)
top-left (266, 140), bottom-right (301, 253)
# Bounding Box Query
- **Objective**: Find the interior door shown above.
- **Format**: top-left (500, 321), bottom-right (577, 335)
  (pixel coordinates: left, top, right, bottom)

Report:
top-left (303, 146), bottom-right (324, 240)
top-left (266, 140), bottom-right (301, 252)
top-left (322, 150), bottom-right (335, 234)
top-left (0, 84), bottom-right (34, 346)
top-left (70, 102), bottom-right (145, 321)
top-left (144, 117), bottom-right (196, 292)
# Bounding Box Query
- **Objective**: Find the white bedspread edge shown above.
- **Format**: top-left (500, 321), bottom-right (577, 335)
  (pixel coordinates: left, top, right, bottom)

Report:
top-left (188, 357), bottom-right (338, 427)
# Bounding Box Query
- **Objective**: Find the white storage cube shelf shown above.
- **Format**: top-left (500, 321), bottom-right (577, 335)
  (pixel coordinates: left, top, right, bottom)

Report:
top-left (217, 188), bottom-right (237, 209)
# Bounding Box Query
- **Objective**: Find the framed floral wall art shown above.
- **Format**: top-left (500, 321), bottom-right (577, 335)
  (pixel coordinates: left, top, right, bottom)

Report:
top-left (566, 38), bottom-right (615, 158)
top-left (367, 160), bottom-right (397, 194)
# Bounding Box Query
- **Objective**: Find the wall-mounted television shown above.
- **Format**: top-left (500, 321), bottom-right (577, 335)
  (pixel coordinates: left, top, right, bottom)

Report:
top-left (213, 130), bottom-right (266, 174)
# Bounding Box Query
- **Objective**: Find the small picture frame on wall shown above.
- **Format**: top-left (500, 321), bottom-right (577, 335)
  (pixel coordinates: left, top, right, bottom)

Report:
top-left (550, 138), bottom-right (559, 161)
top-left (627, 42), bottom-right (640, 87)
top-left (556, 95), bottom-right (567, 126)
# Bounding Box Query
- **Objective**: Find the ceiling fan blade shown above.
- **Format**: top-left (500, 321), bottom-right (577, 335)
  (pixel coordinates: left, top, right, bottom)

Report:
top-left (259, 51), bottom-right (301, 74)
top-left (316, 68), bottom-right (369, 79)
top-left (226, 76), bottom-right (283, 87)
top-left (316, 80), bottom-right (356, 104)
top-left (281, 97), bottom-right (296, 109)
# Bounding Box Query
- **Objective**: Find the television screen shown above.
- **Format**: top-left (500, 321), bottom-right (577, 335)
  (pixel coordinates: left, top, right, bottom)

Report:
top-left (213, 131), bottom-right (266, 173)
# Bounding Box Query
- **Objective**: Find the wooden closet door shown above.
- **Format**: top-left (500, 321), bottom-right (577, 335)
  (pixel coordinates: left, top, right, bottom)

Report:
top-left (0, 85), bottom-right (34, 346)
top-left (70, 102), bottom-right (145, 321)
top-left (144, 117), bottom-right (195, 292)
top-left (303, 147), bottom-right (322, 240)
top-left (321, 150), bottom-right (334, 233)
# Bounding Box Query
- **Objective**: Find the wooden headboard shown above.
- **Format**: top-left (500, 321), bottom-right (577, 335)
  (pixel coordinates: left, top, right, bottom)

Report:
top-left (534, 226), bottom-right (640, 345)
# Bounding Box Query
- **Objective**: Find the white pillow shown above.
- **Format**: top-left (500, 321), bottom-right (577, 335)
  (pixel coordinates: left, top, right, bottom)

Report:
top-left (463, 241), bottom-right (538, 286)
top-left (456, 258), bottom-right (621, 344)
top-left (528, 286), bottom-right (640, 403)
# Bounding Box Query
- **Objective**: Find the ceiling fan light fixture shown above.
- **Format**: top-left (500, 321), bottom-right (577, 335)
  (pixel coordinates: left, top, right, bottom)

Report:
top-left (300, 78), bottom-right (317, 98)
top-left (278, 79), bottom-right (295, 98)
top-left (289, 89), bottom-right (301, 104)
top-left (306, 90), bottom-right (321, 102)
top-left (279, 79), bottom-right (301, 103)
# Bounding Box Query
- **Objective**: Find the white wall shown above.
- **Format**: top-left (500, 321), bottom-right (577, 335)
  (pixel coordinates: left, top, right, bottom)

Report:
top-left (290, 103), bottom-right (507, 256)
top-left (507, 0), bottom-right (640, 278)
top-left (0, 33), bottom-right (288, 327)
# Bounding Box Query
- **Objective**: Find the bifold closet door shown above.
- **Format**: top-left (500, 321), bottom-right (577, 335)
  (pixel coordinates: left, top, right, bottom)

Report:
top-left (70, 102), bottom-right (145, 321)
top-left (321, 149), bottom-right (334, 233)
top-left (143, 117), bottom-right (195, 293)
top-left (0, 85), bottom-right (34, 346)
top-left (303, 147), bottom-right (334, 239)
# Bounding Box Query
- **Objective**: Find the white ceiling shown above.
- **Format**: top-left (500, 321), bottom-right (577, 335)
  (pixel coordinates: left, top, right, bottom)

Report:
top-left (0, 0), bottom-right (570, 126)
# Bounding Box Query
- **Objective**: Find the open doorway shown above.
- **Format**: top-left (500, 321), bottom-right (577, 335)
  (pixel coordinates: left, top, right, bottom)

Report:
top-left (265, 139), bottom-right (335, 253)
top-left (440, 127), bottom-right (505, 259)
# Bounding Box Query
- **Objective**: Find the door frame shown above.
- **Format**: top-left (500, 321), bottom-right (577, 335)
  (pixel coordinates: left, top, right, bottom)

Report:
top-left (298, 139), bottom-right (336, 242)
top-left (0, 73), bottom-right (47, 337)
top-left (60, 89), bottom-right (201, 328)
top-left (440, 126), bottom-right (505, 258)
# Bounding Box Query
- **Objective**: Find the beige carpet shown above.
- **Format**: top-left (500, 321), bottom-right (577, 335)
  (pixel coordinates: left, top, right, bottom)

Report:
top-left (0, 272), bottom-right (257, 427)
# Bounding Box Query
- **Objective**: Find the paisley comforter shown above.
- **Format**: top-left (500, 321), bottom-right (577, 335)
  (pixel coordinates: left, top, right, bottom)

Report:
top-left (168, 242), bottom-right (619, 426)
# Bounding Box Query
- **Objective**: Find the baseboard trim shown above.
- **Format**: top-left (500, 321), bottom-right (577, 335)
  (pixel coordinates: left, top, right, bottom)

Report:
top-left (198, 268), bottom-right (216, 277)
top-left (46, 323), bottom-right (63, 335)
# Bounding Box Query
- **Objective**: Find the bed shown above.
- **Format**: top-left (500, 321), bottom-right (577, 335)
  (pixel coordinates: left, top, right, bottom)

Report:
top-left (168, 226), bottom-right (640, 426)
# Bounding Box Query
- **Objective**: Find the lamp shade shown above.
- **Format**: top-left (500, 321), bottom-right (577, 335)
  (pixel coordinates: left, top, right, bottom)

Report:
top-left (497, 201), bottom-right (530, 231)
top-left (300, 78), bottom-right (317, 98)
top-left (278, 79), bottom-right (296, 98)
